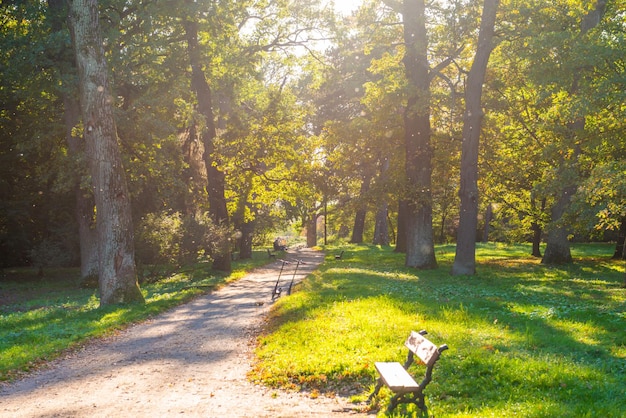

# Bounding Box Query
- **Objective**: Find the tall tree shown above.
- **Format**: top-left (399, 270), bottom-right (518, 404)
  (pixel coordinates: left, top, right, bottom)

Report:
top-left (47, 0), bottom-right (98, 283)
top-left (542, 0), bottom-right (608, 264)
top-left (451, 0), bottom-right (499, 275)
top-left (400, 0), bottom-right (437, 268)
top-left (67, 0), bottom-right (143, 305)
top-left (183, 11), bottom-right (231, 271)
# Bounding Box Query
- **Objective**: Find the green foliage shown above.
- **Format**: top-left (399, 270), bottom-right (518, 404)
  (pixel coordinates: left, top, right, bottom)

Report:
top-left (251, 244), bottom-right (626, 416)
top-left (135, 211), bottom-right (230, 266)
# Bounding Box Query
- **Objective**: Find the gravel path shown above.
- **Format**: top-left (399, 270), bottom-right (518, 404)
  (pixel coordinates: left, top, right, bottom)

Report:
top-left (0, 249), bottom-right (369, 417)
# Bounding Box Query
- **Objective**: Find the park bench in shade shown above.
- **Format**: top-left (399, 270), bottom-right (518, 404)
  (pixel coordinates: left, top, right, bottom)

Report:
top-left (368, 330), bottom-right (448, 415)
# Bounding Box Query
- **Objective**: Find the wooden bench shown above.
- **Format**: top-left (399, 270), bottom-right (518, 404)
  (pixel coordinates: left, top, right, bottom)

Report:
top-left (267, 248), bottom-right (276, 258)
top-left (334, 250), bottom-right (344, 260)
top-left (368, 330), bottom-right (448, 415)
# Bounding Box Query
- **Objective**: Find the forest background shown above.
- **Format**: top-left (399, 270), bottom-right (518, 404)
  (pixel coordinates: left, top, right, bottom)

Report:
top-left (1, 0), bottom-right (625, 300)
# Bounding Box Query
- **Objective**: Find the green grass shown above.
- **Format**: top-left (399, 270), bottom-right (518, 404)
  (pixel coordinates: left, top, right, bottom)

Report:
top-left (0, 249), bottom-right (276, 382)
top-left (250, 243), bottom-right (626, 417)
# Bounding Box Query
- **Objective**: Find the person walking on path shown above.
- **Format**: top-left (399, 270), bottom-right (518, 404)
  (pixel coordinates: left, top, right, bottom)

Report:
top-left (1, 248), bottom-right (365, 417)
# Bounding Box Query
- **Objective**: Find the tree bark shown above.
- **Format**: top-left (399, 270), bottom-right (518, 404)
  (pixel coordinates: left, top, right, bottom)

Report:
top-left (180, 124), bottom-right (208, 218)
top-left (184, 18), bottom-right (231, 272)
top-left (451, 0), bottom-right (499, 276)
top-left (67, 0), bottom-right (143, 305)
top-left (47, 0), bottom-right (98, 284)
top-left (542, 0), bottom-right (607, 265)
top-left (373, 202), bottom-right (390, 245)
top-left (238, 220), bottom-right (254, 259)
top-left (530, 197), bottom-right (545, 258)
top-left (373, 157), bottom-right (390, 246)
top-left (65, 96), bottom-right (99, 284)
top-left (350, 175), bottom-right (371, 244)
top-left (612, 216), bottom-right (625, 259)
top-left (306, 213), bottom-right (318, 248)
top-left (394, 200), bottom-right (407, 253)
top-left (402, 0), bottom-right (436, 269)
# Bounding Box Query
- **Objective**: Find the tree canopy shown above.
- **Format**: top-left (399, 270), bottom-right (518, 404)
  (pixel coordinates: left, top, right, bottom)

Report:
top-left (1, 0), bottom-right (624, 289)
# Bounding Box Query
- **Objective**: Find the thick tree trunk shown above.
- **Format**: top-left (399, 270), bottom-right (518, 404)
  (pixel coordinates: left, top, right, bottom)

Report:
top-left (180, 124), bottom-right (208, 217)
top-left (47, 0), bottom-right (98, 284)
top-left (351, 209), bottom-right (366, 244)
top-left (542, 0), bottom-right (607, 265)
top-left (373, 157), bottom-right (390, 246)
top-left (184, 19), bottom-right (231, 272)
top-left (67, 0), bottom-right (143, 305)
top-left (531, 221), bottom-right (543, 257)
top-left (373, 202), bottom-right (390, 245)
top-left (67, 100), bottom-right (98, 284)
top-left (394, 200), bottom-right (407, 253)
top-left (402, 0), bottom-right (436, 269)
top-left (350, 175), bottom-right (371, 244)
top-left (451, 0), bottom-right (499, 276)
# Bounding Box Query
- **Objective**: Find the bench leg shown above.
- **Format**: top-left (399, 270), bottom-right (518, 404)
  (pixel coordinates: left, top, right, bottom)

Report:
top-left (386, 391), bottom-right (427, 416)
top-left (367, 379), bottom-right (384, 403)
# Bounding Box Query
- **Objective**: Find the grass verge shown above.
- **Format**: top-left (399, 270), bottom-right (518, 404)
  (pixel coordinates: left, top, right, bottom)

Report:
top-left (249, 243), bottom-right (626, 417)
top-left (0, 249), bottom-right (277, 382)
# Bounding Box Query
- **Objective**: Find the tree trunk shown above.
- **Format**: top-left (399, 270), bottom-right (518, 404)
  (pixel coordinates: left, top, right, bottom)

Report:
top-left (67, 0), bottom-right (143, 305)
top-left (306, 213), bottom-right (317, 248)
top-left (542, 201), bottom-right (574, 264)
top-left (47, 0), bottom-right (98, 285)
top-left (402, 0), bottom-right (436, 269)
top-left (184, 19), bottom-right (231, 272)
top-left (530, 197), bottom-right (545, 257)
top-left (612, 217), bottom-right (625, 259)
top-left (67, 99), bottom-right (98, 284)
top-left (542, 175), bottom-right (577, 264)
top-left (531, 221), bottom-right (543, 257)
top-left (394, 200), bottom-right (407, 253)
top-left (180, 124), bottom-right (208, 217)
top-left (373, 157), bottom-right (390, 246)
top-left (451, 0), bottom-right (499, 276)
top-left (373, 202), bottom-right (390, 245)
top-left (350, 175), bottom-right (370, 244)
top-left (238, 220), bottom-right (254, 259)
top-left (542, 0), bottom-right (607, 265)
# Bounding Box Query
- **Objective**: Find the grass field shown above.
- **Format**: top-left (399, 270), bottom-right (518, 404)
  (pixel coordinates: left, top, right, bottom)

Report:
top-left (250, 243), bottom-right (626, 417)
top-left (1, 243), bottom-right (624, 417)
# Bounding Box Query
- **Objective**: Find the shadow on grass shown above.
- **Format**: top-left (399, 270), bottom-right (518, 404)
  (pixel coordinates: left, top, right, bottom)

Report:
top-left (263, 244), bottom-right (625, 416)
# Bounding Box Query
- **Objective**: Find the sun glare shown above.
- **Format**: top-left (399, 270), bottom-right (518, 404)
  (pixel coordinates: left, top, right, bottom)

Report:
top-left (332, 0), bottom-right (363, 16)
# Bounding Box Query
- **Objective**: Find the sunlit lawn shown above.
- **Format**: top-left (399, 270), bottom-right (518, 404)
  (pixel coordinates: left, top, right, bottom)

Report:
top-left (0, 250), bottom-right (276, 382)
top-left (251, 243), bottom-right (626, 417)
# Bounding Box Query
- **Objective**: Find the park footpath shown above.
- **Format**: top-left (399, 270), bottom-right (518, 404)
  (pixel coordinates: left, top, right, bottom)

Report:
top-left (0, 248), bottom-right (369, 417)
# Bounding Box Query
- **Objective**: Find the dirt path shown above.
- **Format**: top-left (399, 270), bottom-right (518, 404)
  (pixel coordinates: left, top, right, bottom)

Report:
top-left (0, 249), bottom-right (369, 417)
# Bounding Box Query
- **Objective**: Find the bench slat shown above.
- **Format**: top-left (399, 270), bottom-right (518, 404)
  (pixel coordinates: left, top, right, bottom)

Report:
top-left (405, 331), bottom-right (439, 366)
top-left (374, 362), bottom-right (420, 392)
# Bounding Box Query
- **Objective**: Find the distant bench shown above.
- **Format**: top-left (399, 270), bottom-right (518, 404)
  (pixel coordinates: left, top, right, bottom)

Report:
top-left (368, 330), bottom-right (448, 415)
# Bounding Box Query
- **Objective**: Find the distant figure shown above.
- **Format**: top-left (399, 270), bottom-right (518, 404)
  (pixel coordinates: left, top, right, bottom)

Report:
top-left (273, 237), bottom-right (287, 251)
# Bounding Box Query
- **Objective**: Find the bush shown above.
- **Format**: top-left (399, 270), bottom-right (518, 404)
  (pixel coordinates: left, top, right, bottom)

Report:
top-left (135, 212), bottom-right (183, 265)
top-left (135, 211), bottom-right (230, 266)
